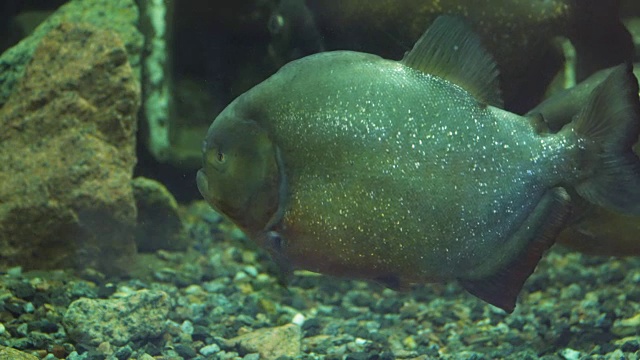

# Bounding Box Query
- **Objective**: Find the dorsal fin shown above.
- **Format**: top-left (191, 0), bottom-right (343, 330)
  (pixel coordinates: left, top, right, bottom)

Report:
top-left (401, 16), bottom-right (503, 107)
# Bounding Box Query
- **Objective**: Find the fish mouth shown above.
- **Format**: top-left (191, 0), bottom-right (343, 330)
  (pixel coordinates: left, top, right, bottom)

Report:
top-left (196, 169), bottom-right (214, 204)
top-left (197, 168), bottom-right (242, 221)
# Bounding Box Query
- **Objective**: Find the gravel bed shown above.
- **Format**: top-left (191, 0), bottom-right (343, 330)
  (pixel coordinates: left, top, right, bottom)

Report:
top-left (0, 201), bottom-right (638, 359)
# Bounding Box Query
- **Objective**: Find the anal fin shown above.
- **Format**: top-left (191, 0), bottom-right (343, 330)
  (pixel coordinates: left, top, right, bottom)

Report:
top-left (459, 188), bottom-right (571, 313)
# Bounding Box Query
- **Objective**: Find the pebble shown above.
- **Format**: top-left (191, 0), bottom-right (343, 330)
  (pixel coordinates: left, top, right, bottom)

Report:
top-left (0, 199), bottom-right (637, 359)
top-left (200, 343), bottom-right (221, 356)
top-left (560, 348), bottom-right (582, 360)
top-left (174, 343), bottom-right (197, 358)
top-left (292, 313), bottom-right (305, 326)
top-left (243, 265), bottom-right (259, 277)
top-left (180, 320), bottom-right (194, 335)
top-left (7, 267), bottom-right (23, 276)
top-left (113, 345), bottom-right (133, 360)
top-left (612, 313), bottom-right (640, 336)
top-left (23, 302), bottom-right (34, 313)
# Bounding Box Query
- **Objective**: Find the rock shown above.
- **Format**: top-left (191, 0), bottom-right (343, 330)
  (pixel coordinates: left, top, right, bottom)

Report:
top-left (0, 23), bottom-right (140, 275)
top-left (559, 348), bottom-right (582, 360)
top-left (62, 289), bottom-right (170, 346)
top-left (132, 177), bottom-right (187, 252)
top-left (0, 345), bottom-right (39, 360)
top-left (0, 0), bottom-right (142, 107)
top-left (199, 344), bottom-right (221, 356)
top-left (612, 313), bottom-right (640, 337)
top-left (225, 323), bottom-right (302, 359)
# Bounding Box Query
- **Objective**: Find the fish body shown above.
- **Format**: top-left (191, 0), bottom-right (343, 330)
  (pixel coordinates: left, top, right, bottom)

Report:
top-left (198, 17), bottom-right (640, 312)
top-left (233, 52), bottom-right (558, 278)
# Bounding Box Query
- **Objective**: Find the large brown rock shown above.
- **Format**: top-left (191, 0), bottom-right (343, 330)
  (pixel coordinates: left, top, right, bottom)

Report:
top-left (225, 324), bottom-right (302, 359)
top-left (0, 23), bottom-right (140, 275)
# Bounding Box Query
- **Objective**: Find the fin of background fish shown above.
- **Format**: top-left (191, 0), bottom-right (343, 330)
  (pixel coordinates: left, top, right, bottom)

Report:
top-left (401, 16), bottom-right (502, 107)
top-left (527, 64), bottom-right (640, 257)
top-left (526, 66), bottom-right (618, 132)
top-left (459, 188), bottom-right (571, 313)
top-left (570, 0), bottom-right (634, 81)
top-left (558, 206), bottom-right (640, 257)
top-left (571, 64), bottom-right (640, 214)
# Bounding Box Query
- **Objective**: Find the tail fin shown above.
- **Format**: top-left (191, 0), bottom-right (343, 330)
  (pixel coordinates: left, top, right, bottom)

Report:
top-left (572, 63), bottom-right (640, 214)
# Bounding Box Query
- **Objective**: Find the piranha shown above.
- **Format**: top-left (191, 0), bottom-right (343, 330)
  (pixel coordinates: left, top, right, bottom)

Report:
top-left (197, 16), bottom-right (640, 312)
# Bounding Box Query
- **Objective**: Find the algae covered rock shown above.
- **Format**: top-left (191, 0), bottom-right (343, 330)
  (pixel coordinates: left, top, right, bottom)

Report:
top-left (133, 177), bottom-right (188, 252)
top-left (225, 323), bottom-right (302, 359)
top-left (63, 289), bottom-right (170, 346)
top-left (0, 0), bottom-right (142, 107)
top-left (0, 345), bottom-right (39, 360)
top-left (0, 22), bottom-right (140, 275)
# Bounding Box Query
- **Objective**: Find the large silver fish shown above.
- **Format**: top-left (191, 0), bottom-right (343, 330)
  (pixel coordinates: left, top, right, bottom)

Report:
top-left (197, 16), bottom-right (640, 312)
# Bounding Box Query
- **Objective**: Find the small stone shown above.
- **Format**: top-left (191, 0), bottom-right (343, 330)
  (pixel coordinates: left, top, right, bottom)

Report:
top-left (9, 282), bottom-right (36, 300)
top-left (28, 331), bottom-right (55, 349)
top-left (200, 344), bottom-right (221, 356)
top-left (243, 266), bottom-right (258, 277)
top-left (292, 313), bottom-right (305, 327)
top-left (355, 338), bottom-right (368, 346)
top-left (28, 320), bottom-right (58, 333)
top-left (345, 352), bottom-right (370, 360)
top-left (96, 341), bottom-right (113, 356)
top-left (23, 303), bottom-right (34, 313)
top-left (48, 344), bottom-right (68, 359)
top-left (618, 337), bottom-right (640, 352)
top-left (17, 323), bottom-right (29, 336)
top-left (113, 345), bottom-right (133, 360)
top-left (230, 228), bottom-right (246, 240)
top-left (612, 313), bottom-right (640, 337)
top-left (181, 320), bottom-right (194, 335)
top-left (174, 344), bottom-right (197, 358)
top-left (7, 267), bottom-right (22, 276)
top-left (559, 348), bottom-right (582, 360)
top-left (606, 349), bottom-right (626, 359)
top-left (97, 283), bottom-right (117, 299)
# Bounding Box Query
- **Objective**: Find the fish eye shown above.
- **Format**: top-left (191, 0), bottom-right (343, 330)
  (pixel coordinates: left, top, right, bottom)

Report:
top-left (217, 151), bottom-right (225, 163)
top-left (268, 14), bottom-right (285, 35)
